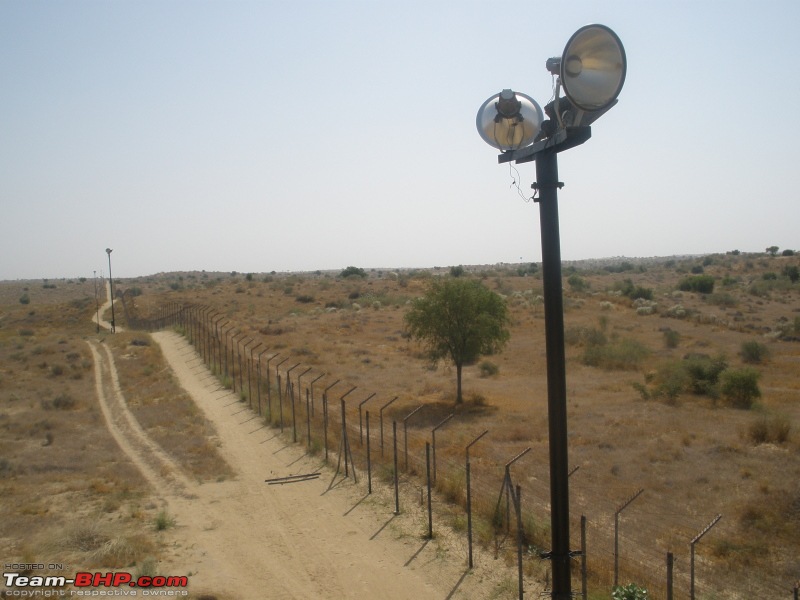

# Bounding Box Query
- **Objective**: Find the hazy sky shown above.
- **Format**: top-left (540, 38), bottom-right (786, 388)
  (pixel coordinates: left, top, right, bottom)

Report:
top-left (2, 0), bottom-right (799, 280)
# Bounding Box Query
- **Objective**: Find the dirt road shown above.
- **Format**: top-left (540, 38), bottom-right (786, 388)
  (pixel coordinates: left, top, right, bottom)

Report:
top-left (89, 326), bottom-right (500, 599)
top-left (87, 278), bottom-right (507, 598)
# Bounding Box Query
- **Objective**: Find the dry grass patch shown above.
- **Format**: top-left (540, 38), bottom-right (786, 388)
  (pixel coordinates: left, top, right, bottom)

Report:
top-left (106, 332), bottom-right (233, 482)
top-left (75, 254), bottom-right (800, 593)
top-left (0, 283), bottom-right (168, 575)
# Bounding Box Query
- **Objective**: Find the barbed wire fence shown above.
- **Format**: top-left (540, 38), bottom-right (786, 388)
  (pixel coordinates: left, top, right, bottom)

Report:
top-left (130, 302), bottom-right (797, 599)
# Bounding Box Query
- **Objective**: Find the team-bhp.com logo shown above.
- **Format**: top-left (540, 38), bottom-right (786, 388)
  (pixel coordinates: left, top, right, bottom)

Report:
top-left (3, 571), bottom-right (188, 596)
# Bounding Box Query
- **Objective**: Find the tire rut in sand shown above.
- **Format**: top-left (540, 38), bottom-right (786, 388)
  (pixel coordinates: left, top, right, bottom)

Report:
top-left (87, 339), bottom-right (193, 496)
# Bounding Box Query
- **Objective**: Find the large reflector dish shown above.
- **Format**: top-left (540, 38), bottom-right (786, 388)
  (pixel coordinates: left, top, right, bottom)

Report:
top-left (560, 24), bottom-right (626, 112)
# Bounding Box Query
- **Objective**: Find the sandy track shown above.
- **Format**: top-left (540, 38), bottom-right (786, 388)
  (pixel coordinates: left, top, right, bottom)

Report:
top-left (89, 325), bottom-right (478, 599)
top-left (88, 339), bottom-right (192, 493)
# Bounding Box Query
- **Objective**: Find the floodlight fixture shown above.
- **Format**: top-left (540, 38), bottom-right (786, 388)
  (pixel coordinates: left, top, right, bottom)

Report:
top-left (557, 24), bottom-right (626, 112)
top-left (475, 89), bottom-right (543, 152)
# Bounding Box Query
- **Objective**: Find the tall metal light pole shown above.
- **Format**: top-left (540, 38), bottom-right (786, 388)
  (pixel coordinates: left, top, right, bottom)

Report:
top-left (105, 248), bottom-right (116, 333)
top-left (476, 25), bottom-right (626, 599)
top-left (93, 270), bottom-right (100, 333)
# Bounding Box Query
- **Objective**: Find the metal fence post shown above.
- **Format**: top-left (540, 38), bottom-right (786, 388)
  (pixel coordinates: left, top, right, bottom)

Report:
top-left (322, 380), bottom-right (341, 463)
top-left (426, 442), bottom-right (433, 539)
top-left (431, 413), bottom-right (454, 486)
top-left (515, 484), bottom-right (524, 600)
top-left (403, 405), bottom-right (424, 472)
top-left (366, 410), bottom-right (372, 494)
top-left (466, 461), bottom-right (473, 566)
top-left (309, 373), bottom-right (325, 417)
top-left (466, 430), bottom-right (489, 569)
top-left (275, 357), bottom-right (290, 430)
top-left (306, 388), bottom-right (312, 448)
top-left (358, 392), bottom-right (376, 445)
top-left (581, 515), bottom-right (587, 600)
top-left (690, 514), bottom-right (722, 600)
top-left (666, 551), bottom-right (673, 600)
top-left (248, 342), bottom-right (263, 410)
top-left (614, 488), bottom-right (644, 587)
top-left (393, 420), bottom-right (400, 515)
top-left (379, 396), bottom-right (398, 457)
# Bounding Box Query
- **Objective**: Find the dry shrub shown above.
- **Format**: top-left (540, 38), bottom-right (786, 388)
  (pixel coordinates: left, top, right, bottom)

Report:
top-left (57, 524), bottom-right (153, 567)
top-left (95, 534), bottom-right (155, 567)
top-left (436, 469), bottom-right (465, 505)
top-left (720, 367), bottom-right (761, 409)
top-left (64, 523), bottom-right (108, 552)
top-left (748, 414), bottom-right (791, 445)
top-left (582, 337), bottom-right (649, 371)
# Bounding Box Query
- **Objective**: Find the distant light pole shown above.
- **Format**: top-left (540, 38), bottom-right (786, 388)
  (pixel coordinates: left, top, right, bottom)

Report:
top-left (105, 248), bottom-right (116, 333)
top-left (93, 270), bottom-right (99, 333)
top-left (476, 24), bottom-right (626, 600)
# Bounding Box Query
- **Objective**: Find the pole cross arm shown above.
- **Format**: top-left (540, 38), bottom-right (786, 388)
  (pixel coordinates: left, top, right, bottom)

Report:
top-left (498, 126), bottom-right (592, 165)
top-left (691, 514), bottom-right (722, 545)
top-left (615, 488), bottom-right (645, 516)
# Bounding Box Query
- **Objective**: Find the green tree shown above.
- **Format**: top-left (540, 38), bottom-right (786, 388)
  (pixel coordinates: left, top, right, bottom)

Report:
top-left (339, 266), bottom-right (367, 279)
top-left (766, 246), bottom-right (780, 256)
top-left (404, 278), bottom-right (510, 403)
top-left (449, 265), bottom-right (466, 277)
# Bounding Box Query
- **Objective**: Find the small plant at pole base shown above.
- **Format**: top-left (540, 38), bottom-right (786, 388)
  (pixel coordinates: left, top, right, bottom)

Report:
top-left (612, 583), bottom-right (648, 600)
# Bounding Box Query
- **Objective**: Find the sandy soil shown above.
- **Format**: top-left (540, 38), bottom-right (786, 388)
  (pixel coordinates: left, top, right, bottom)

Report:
top-left (90, 280), bottom-right (507, 599)
top-left (149, 329), bottom-right (461, 599)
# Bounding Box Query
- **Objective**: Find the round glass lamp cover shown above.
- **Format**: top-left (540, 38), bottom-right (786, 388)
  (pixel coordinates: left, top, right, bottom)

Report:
top-left (476, 91), bottom-right (543, 151)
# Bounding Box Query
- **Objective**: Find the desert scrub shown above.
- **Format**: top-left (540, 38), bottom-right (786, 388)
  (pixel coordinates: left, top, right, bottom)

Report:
top-left (678, 274), bottom-right (715, 294)
top-left (154, 510), bottom-right (175, 531)
top-left (720, 367), bottom-right (761, 409)
top-left (683, 353), bottom-right (727, 397)
top-left (636, 353), bottom-right (727, 404)
top-left (662, 328), bottom-right (680, 349)
top-left (739, 340), bottom-right (769, 364)
top-left (748, 413), bottom-right (791, 445)
top-left (41, 393), bottom-right (77, 410)
top-left (479, 360), bottom-right (499, 378)
top-left (652, 360), bottom-right (690, 404)
top-left (582, 337), bottom-right (649, 371)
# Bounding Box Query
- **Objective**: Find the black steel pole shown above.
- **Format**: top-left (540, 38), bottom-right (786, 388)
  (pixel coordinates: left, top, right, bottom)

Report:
top-left (535, 148), bottom-right (571, 599)
top-left (93, 270), bottom-right (100, 333)
top-left (106, 249), bottom-right (115, 333)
